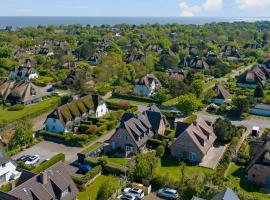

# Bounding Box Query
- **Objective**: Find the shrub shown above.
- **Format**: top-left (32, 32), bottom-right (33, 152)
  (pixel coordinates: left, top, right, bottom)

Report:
top-left (147, 138), bottom-right (163, 148)
top-left (86, 125), bottom-right (98, 135)
top-left (40, 130), bottom-right (66, 140)
top-left (97, 124), bottom-right (107, 135)
top-left (72, 165), bottom-right (102, 191)
top-left (79, 124), bottom-right (90, 133)
top-left (17, 161), bottom-right (35, 171)
top-left (7, 104), bottom-right (24, 111)
top-left (32, 153), bottom-right (65, 173)
top-left (156, 145), bottom-right (165, 157)
top-left (103, 162), bottom-right (126, 175)
top-left (84, 157), bottom-right (100, 167)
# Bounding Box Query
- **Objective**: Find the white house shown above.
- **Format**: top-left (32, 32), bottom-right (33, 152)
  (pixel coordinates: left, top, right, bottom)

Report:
top-left (0, 153), bottom-right (20, 185)
top-left (44, 94), bottom-right (108, 134)
top-left (133, 74), bottom-right (161, 96)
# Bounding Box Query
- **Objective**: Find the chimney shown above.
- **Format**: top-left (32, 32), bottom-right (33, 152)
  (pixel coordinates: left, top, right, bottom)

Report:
top-left (40, 171), bottom-right (48, 184)
top-left (11, 180), bottom-right (16, 190)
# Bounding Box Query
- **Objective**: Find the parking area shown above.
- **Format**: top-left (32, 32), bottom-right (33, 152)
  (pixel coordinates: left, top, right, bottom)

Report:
top-left (143, 193), bottom-right (163, 200)
top-left (12, 140), bottom-right (83, 164)
top-left (199, 144), bottom-right (227, 169)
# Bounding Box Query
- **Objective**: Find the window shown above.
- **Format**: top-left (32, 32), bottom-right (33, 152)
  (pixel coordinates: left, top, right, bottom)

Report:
top-left (52, 126), bottom-right (55, 131)
top-left (62, 187), bottom-right (70, 197)
top-left (53, 119), bottom-right (56, 123)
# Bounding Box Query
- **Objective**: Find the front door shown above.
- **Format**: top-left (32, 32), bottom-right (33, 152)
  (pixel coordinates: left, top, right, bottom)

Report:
top-left (189, 152), bottom-right (197, 162)
top-left (266, 176), bottom-right (270, 189)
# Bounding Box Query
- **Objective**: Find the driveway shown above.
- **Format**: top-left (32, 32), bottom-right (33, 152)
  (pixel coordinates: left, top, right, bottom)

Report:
top-left (12, 140), bottom-right (83, 163)
top-left (12, 129), bottom-right (116, 165)
top-left (199, 144), bottom-right (227, 169)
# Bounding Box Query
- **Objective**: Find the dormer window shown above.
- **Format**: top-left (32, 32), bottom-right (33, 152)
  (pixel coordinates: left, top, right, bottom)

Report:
top-left (62, 186), bottom-right (70, 197)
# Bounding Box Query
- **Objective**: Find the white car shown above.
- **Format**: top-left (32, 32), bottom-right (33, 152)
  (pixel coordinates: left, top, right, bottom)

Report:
top-left (124, 188), bottom-right (144, 200)
top-left (117, 194), bottom-right (136, 200)
top-left (24, 155), bottom-right (40, 166)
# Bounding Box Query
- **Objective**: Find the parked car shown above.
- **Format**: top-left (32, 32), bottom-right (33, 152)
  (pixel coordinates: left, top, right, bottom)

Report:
top-left (124, 188), bottom-right (144, 200)
top-left (157, 188), bottom-right (179, 200)
top-left (17, 155), bottom-right (31, 162)
top-left (78, 163), bottom-right (91, 174)
top-left (24, 155), bottom-right (40, 166)
top-left (117, 194), bottom-right (136, 200)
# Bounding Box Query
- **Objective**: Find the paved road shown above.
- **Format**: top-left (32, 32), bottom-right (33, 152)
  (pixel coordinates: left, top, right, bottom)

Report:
top-left (196, 111), bottom-right (270, 130)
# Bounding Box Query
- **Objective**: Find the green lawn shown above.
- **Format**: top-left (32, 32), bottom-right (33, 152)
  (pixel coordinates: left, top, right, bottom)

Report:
top-left (77, 175), bottom-right (121, 200)
top-left (155, 156), bottom-right (214, 181)
top-left (162, 97), bottom-right (179, 106)
top-left (0, 97), bottom-right (60, 124)
top-left (107, 157), bottom-right (129, 165)
top-left (226, 164), bottom-right (270, 199)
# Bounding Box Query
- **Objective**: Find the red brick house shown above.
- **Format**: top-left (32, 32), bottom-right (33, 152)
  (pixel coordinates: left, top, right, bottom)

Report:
top-left (169, 118), bottom-right (217, 163)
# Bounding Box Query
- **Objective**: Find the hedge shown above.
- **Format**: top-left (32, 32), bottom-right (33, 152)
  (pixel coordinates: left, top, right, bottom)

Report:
top-left (84, 157), bottom-right (100, 167)
top-left (112, 93), bottom-right (157, 103)
top-left (40, 130), bottom-right (66, 140)
top-left (72, 165), bottom-right (102, 191)
top-left (31, 153), bottom-right (65, 173)
top-left (103, 162), bottom-right (126, 175)
top-left (147, 138), bottom-right (163, 148)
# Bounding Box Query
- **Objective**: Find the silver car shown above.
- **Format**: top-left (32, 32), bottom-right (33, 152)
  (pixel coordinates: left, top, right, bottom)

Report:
top-left (157, 188), bottom-right (179, 200)
top-left (124, 188), bottom-right (144, 200)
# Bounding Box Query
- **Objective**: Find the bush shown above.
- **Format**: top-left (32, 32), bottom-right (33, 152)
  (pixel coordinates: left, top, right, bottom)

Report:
top-left (32, 153), bottom-right (65, 173)
top-left (72, 165), bottom-right (102, 191)
top-left (97, 124), bottom-right (107, 135)
top-left (86, 125), bottom-right (98, 135)
top-left (147, 138), bottom-right (163, 148)
top-left (17, 161), bottom-right (35, 171)
top-left (103, 162), bottom-right (126, 175)
top-left (156, 145), bottom-right (165, 157)
top-left (7, 104), bottom-right (24, 111)
top-left (79, 124), bottom-right (90, 133)
top-left (40, 130), bottom-right (66, 140)
top-left (84, 157), bottom-right (100, 167)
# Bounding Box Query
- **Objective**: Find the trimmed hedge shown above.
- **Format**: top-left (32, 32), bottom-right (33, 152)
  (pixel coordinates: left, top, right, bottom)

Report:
top-left (112, 93), bottom-right (157, 103)
top-left (147, 138), bottom-right (163, 148)
top-left (84, 157), bottom-right (100, 167)
top-left (103, 162), bottom-right (126, 175)
top-left (31, 153), bottom-right (65, 173)
top-left (72, 165), bottom-right (102, 191)
top-left (40, 130), bottom-right (66, 139)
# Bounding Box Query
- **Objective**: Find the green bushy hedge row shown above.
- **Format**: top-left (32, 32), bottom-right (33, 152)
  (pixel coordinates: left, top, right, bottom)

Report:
top-left (72, 165), bottom-right (102, 191)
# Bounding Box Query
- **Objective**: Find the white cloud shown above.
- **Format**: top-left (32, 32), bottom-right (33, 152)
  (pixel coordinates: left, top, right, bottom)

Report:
top-left (235, 0), bottom-right (270, 10)
top-left (16, 8), bottom-right (31, 14)
top-left (179, 2), bottom-right (201, 16)
top-left (179, 0), bottom-right (223, 17)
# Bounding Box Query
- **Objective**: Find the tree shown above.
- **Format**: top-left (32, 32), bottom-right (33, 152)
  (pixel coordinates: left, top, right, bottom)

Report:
top-left (254, 84), bottom-right (264, 98)
top-left (230, 96), bottom-right (249, 117)
top-left (154, 90), bottom-right (168, 105)
top-left (168, 80), bottom-right (191, 97)
top-left (191, 80), bottom-right (204, 98)
top-left (176, 93), bottom-right (199, 116)
top-left (131, 152), bottom-right (158, 182)
top-left (213, 118), bottom-right (236, 143)
top-left (96, 175), bottom-right (122, 200)
top-left (0, 47), bottom-right (13, 58)
top-left (8, 121), bottom-right (33, 150)
top-left (205, 88), bottom-right (216, 102)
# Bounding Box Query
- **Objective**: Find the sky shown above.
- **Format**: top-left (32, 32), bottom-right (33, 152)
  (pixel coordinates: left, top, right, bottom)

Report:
top-left (1, 0), bottom-right (270, 17)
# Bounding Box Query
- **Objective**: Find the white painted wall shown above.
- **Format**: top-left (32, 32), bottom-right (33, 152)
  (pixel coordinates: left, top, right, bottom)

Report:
top-left (0, 160), bottom-right (19, 185)
top-left (96, 103), bottom-right (108, 118)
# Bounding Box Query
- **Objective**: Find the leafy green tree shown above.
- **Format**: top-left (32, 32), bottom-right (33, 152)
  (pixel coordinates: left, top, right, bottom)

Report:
top-left (156, 145), bottom-right (165, 157)
top-left (154, 90), bottom-right (168, 105)
top-left (8, 121), bottom-right (33, 150)
top-left (176, 93), bottom-right (199, 115)
top-left (191, 80), bottom-right (204, 98)
top-left (230, 96), bottom-right (249, 117)
top-left (96, 176), bottom-right (122, 200)
top-left (254, 84), bottom-right (264, 98)
top-left (213, 118), bottom-right (236, 143)
top-left (131, 152), bottom-right (158, 182)
top-left (0, 47), bottom-right (13, 58)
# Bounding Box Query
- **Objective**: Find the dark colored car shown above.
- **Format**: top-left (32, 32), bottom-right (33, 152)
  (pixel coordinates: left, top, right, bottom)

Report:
top-left (17, 155), bottom-right (31, 162)
top-left (79, 163), bottom-right (91, 174)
